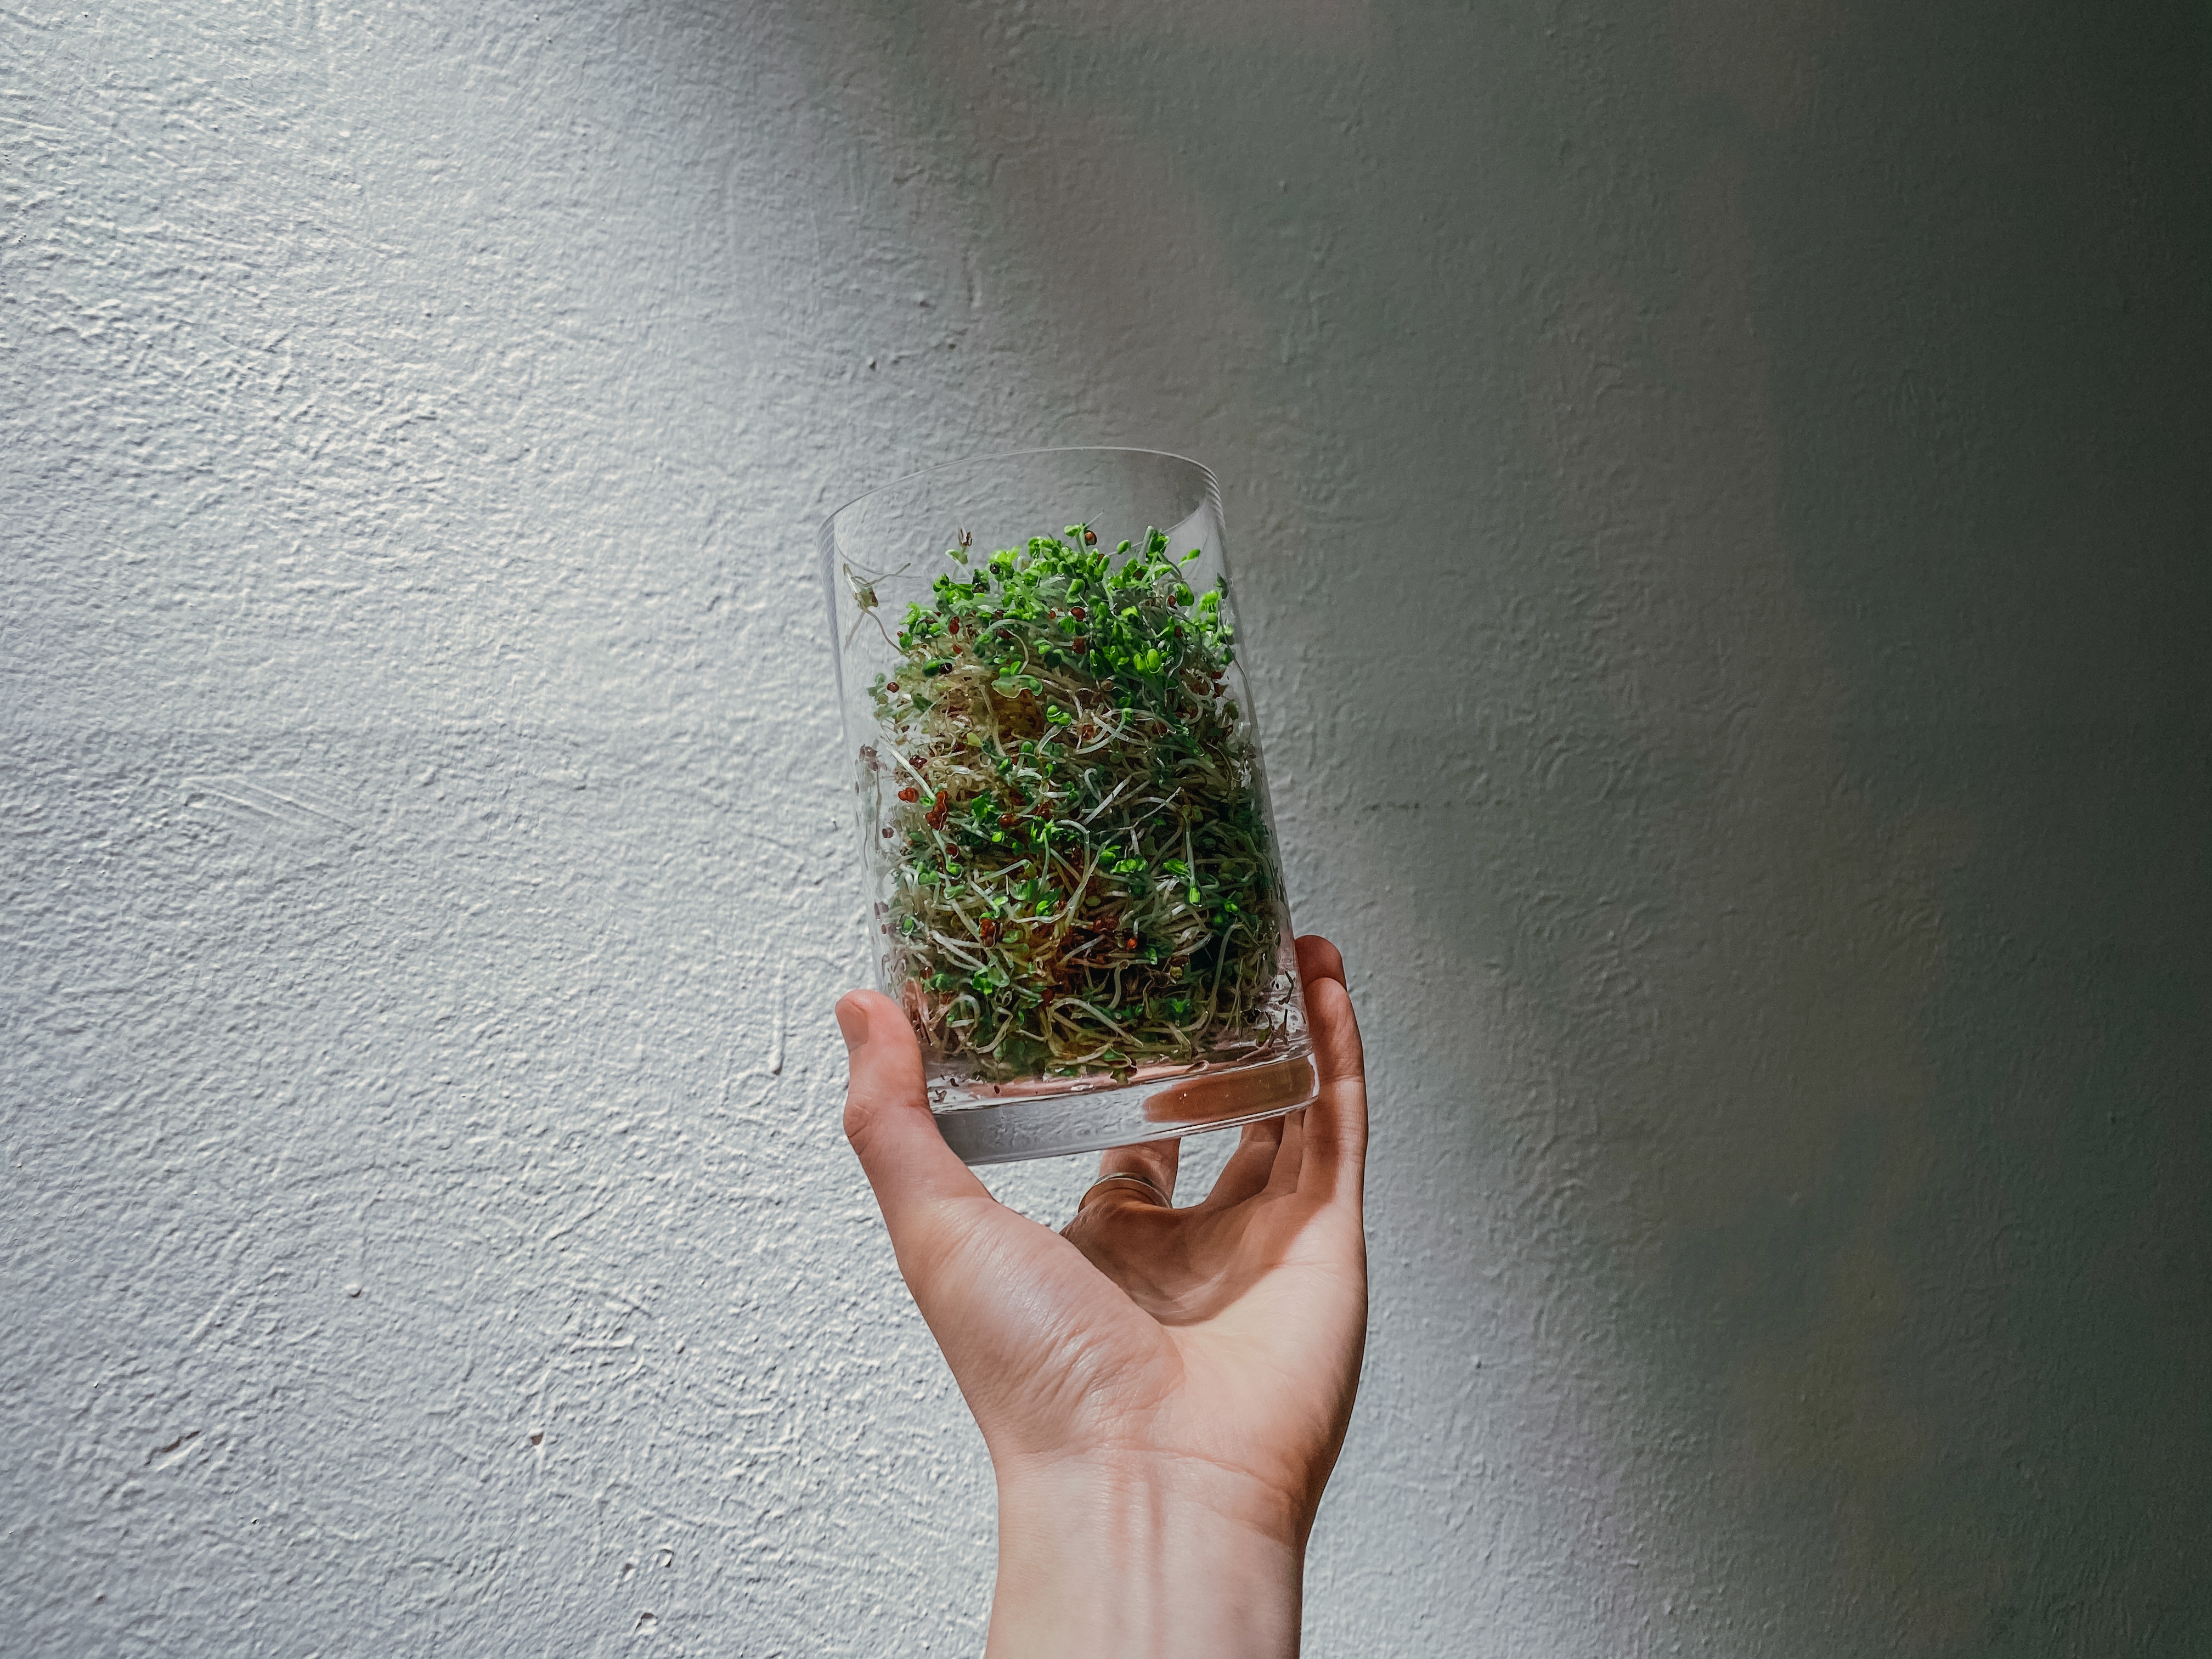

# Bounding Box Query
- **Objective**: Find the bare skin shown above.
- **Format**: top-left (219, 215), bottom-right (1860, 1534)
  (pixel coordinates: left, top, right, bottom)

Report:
top-left (837, 935), bottom-right (1369, 1657)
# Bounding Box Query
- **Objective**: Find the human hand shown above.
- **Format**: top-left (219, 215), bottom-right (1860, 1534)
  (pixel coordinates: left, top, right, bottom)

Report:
top-left (837, 935), bottom-right (1368, 1658)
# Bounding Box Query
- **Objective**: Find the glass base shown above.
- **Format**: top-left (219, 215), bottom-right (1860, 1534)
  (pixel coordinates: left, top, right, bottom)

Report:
top-left (931, 1050), bottom-right (1318, 1165)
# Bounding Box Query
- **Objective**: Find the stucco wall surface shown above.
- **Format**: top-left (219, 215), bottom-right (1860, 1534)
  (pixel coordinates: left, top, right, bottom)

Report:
top-left (5, 2), bottom-right (2209, 1655)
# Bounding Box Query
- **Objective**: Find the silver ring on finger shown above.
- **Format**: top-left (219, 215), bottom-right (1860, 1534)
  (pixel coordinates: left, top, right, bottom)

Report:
top-left (1076, 1171), bottom-right (1169, 1211)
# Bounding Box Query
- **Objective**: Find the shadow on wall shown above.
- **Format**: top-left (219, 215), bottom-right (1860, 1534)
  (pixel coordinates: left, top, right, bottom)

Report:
top-left (759, 0), bottom-right (2209, 1650)
top-left (1515, 144), bottom-right (2000, 1644)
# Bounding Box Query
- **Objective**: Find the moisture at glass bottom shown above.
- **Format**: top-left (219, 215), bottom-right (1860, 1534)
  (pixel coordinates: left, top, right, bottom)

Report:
top-left (930, 1045), bottom-right (1318, 1164)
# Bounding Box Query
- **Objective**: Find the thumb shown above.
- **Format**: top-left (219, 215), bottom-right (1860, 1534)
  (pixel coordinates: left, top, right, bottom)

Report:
top-left (837, 990), bottom-right (990, 1241)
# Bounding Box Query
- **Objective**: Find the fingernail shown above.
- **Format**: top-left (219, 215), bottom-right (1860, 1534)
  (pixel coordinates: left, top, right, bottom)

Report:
top-left (834, 996), bottom-right (870, 1054)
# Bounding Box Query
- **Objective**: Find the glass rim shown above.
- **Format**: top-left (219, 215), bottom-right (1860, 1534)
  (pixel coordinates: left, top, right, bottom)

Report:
top-left (818, 445), bottom-right (1220, 537)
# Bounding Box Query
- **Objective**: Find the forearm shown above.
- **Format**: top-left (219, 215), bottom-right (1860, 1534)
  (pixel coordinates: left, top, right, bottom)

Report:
top-left (986, 1458), bottom-right (1305, 1658)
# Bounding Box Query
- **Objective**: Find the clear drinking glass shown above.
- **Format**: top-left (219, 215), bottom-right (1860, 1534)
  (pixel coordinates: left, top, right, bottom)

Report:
top-left (820, 447), bottom-right (1314, 1164)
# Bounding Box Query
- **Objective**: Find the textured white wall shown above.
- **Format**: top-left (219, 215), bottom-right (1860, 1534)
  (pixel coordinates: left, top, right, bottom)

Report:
top-left (6, 2), bottom-right (2209, 1655)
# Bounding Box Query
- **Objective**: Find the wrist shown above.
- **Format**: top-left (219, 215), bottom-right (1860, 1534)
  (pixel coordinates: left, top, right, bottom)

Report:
top-left (986, 1454), bottom-right (1304, 1658)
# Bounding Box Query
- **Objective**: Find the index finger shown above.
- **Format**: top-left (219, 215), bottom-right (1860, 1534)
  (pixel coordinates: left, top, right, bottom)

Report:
top-left (1292, 935), bottom-right (1367, 1207)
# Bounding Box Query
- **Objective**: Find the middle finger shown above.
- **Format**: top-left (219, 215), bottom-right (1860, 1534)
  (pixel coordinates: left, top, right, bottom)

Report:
top-left (1198, 1115), bottom-right (1286, 1210)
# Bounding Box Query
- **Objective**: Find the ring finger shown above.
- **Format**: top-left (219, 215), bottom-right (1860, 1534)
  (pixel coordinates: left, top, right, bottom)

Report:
top-left (1088, 1135), bottom-right (1181, 1210)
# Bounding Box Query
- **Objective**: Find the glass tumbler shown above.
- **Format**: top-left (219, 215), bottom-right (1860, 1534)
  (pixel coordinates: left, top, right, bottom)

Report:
top-left (820, 447), bottom-right (1314, 1164)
